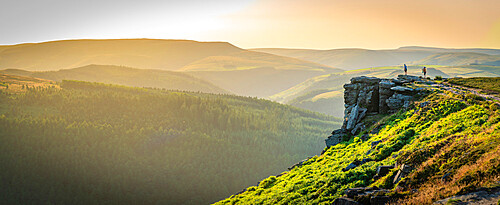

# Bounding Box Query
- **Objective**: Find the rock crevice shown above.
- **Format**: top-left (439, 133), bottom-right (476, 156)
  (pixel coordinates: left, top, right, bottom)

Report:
top-left (326, 75), bottom-right (425, 147)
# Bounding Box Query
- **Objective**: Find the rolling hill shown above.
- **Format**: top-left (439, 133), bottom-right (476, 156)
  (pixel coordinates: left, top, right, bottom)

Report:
top-left (0, 78), bottom-right (341, 204)
top-left (271, 65), bottom-right (500, 117)
top-left (0, 39), bottom-right (343, 98)
top-left (0, 39), bottom-right (339, 73)
top-left (0, 64), bottom-right (228, 94)
top-left (409, 52), bottom-right (500, 66)
top-left (0, 39), bottom-right (243, 71)
top-left (252, 47), bottom-right (500, 70)
top-left (187, 67), bottom-right (338, 98)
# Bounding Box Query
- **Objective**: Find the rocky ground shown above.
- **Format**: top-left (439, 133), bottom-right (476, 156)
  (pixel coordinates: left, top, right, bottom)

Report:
top-left (329, 75), bottom-right (500, 205)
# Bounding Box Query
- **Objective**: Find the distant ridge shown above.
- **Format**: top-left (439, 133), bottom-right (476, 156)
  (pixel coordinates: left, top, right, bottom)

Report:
top-left (0, 39), bottom-right (339, 74)
top-left (253, 46), bottom-right (500, 70)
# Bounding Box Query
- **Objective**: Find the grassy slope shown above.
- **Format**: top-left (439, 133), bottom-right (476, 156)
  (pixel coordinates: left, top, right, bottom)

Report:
top-left (271, 65), bottom-right (500, 117)
top-left (448, 77), bottom-right (500, 97)
top-left (0, 65), bottom-right (229, 94)
top-left (409, 52), bottom-right (500, 66)
top-left (216, 83), bottom-right (500, 204)
top-left (0, 79), bottom-right (341, 205)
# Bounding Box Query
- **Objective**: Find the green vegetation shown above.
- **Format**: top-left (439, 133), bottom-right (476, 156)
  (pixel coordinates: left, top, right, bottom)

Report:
top-left (1, 64), bottom-right (229, 94)
top-left (0, 73), bottom-right (58, 93)
top-left (217, 85), bottom-right (500, 204)
top-left (448, 77), bottom-right (500, 96)
top-left (0, 80), bottom-right (341, 204)
top-left (271, 65), bottom-right (500, 117)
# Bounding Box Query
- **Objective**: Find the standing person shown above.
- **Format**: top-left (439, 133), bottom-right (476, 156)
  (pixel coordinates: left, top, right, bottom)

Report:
top-left (404, 64), bottom-right (408, 75)
top-left (422, 67), bottom-right (427, 78)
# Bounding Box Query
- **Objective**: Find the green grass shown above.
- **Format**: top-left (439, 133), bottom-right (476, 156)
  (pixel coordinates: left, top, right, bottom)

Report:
top-left (216, 89), bottom-right (500, 204)
top-left (448, 77), bottom-right (500, 95)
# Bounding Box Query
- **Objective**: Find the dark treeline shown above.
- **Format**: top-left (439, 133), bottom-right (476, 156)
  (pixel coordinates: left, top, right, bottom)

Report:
top-left (0, 80), bottom-right (340, 204)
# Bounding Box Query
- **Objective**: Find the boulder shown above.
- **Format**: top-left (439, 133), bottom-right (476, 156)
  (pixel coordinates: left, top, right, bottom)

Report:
top-left (351, 122), bottom-right (365, 135)
top-left (326, 129), bottom-right (348, 148)
top-left (357, 108), bottom-right (367, 123)
top-left (342, 163), bottom-right (358, 172)
top-left (351, 76), bottom-right (381, 84)
top-left (346, 105), bottom-right (360, 130)
top-left (332, 197), bottom-right (359, 205)
top-left (345, 186), bottom-right (389, 198)
top-left (386, 94), bottom-right (413, 111)
top-left (370, 195), bottom-right (390, 205)
top-left (393, 164), bottom-right (412, 184)
top-left (373, 165), bottom-right (394, 180)
top-left (379, 80), bottom-right (395, 89)
top-left (345, 187), bottom-right (367, 198)
top-left (397, 75), bottom-right (421, 82)
top-left (391, 86), bottom-right (414, 93)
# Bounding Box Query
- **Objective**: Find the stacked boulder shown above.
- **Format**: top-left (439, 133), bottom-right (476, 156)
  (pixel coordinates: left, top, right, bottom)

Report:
top-left (326, 75), bottom-right (424, 148)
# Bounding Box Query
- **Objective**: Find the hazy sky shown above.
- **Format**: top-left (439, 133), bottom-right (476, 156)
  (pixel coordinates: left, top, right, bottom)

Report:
top-left (1, 0), bottom-right (499, 49)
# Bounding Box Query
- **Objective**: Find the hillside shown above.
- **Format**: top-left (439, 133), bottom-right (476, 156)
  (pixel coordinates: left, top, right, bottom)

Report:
top-left (217, 76), bottom-right (500, 204)
top-left (0, 39), bottom-right (343, 98)
top-left (178, 50), bottom-right (341, 97)
top-left (271, 65), bottom-right (500, 117)
top-left (409, 52), bottom-right (500, 66)
top-left (0, 73), bottom-right (58, 92)
top-left (188, 67), bottom-right (336, 98)
top-left (0, 78), bottom-right (341, 205)
top-left (252, 47), bottom-right (500, 70)
top-left (0, 39), bottom-right (339, 73)
top-left (0, 39), bottom-right (243, 71)
top-left (0, 65), bottom-right (228, 94)
top-left (180, 50), bottom-right (336, 72)
top-left (448, 77), bottom-right (500, 98)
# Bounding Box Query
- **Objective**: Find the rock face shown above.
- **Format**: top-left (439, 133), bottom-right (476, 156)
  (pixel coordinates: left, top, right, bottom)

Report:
top-left (326, 75), bottom-right (425, 148)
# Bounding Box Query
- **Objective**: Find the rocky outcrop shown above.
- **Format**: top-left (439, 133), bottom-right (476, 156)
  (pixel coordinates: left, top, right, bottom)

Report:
top-left (393, 164), bottom-right (412, 184)
top-left (326, 75), bottom-right (426, 148)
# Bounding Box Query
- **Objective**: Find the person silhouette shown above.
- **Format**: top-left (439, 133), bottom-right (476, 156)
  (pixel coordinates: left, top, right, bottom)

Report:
top-left (422, 67), bottom-right (427, 78)
top-left (404, 64), bottom-right (408, 75)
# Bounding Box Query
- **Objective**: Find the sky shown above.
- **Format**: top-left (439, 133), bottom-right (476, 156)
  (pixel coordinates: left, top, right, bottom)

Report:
top-left (1, 0), bottom-right (499, 49)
